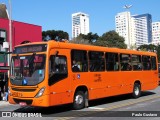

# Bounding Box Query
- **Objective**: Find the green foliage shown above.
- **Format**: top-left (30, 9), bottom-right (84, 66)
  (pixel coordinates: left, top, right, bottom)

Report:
top-left (70, 31), bottom-right (126, 48)
top-left (130, 44), bottom-right (137, 50)
top-left (70, 32), bottom-right (99, 45)
top-left (82, 32), bottom-right (99, 43)
top-left (42, 30), bottom-right (69, 41)
top-left (157, 46), bottom-right (160, 62)
top-left (138, 44), bottom-right (160, 62)
top-left (69, 35), bottom-right (90, 45)
top-left (93, 30), bottom-right (127, 49)
top-left (137, 44), bottom-right (157, 51)
top-left (78, 32), bottom-right (99, 43)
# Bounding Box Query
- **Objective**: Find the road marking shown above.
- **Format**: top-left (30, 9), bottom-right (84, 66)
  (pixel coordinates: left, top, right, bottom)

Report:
top-left (149, 98), bottom-right (160, 103)
top-left (88, 107), bottom-right (105, 110)
top-left (55, 95), bottom-right (160, 120)
top-left (101, 95), bottom-right (160, 111)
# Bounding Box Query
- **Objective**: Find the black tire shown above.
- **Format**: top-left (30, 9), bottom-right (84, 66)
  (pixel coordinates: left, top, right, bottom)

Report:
top-left (73, 91), bottom-right (85, 110)
top-left (132, 83), bottom-right (141, 98)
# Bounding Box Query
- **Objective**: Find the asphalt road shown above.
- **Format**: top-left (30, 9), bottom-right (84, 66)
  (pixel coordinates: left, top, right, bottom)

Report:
top-left (0, 86), bottom-right (160, 120)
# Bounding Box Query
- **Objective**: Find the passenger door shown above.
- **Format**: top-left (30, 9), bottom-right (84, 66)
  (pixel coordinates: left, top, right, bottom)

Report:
top-left (49, 49), bottom-right (71, 105)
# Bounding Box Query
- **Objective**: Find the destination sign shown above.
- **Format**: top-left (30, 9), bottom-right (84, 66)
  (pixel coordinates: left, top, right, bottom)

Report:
top-left (13, 44), bottom-right (47, 54)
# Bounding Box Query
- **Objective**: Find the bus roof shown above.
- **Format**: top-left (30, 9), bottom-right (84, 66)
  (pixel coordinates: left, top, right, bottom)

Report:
top-left (14, 40), bottom-right (157, 56)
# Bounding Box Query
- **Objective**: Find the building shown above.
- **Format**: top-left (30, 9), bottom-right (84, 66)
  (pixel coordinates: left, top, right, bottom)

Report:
top-left (132, 14), bottom-right (152, 47)
top-left (115, 12), bottom-right (152, 48)
top-left (72, 12), bottom-right (89, 38)
top-left (152, 22), bottom-right (160, 45)
top-left (115, 12), bottom-right (131, 49)
top-left (0, 18), bottom-right (42, 51)
top-left (0, 4), bottom-right (42, 51)
top-left (0, 4), bottom-right (42, 68)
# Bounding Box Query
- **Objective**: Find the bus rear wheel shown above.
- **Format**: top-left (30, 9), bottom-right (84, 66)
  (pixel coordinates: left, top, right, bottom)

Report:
top-left (73, 91), bottom-right (85, 110)
top-left (132, 83), bottom-right (141, 98)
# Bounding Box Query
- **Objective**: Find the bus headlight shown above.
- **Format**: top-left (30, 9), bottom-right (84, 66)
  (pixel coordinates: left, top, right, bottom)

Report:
top-left (35, 87), bottom-right (45, 98)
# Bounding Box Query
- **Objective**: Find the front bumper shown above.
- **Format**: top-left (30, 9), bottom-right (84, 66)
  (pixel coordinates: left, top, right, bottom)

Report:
top-left (9, 94), bottom-right (50, 107)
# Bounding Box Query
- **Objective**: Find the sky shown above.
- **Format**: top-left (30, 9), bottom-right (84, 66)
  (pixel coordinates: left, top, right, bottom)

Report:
top-left (1, 0), bottom-right (160, 38)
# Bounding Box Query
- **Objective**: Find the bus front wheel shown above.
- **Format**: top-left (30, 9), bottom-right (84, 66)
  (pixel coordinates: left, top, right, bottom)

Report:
top-left (132, 83), bottom-right (141, 98)
top-left (73, 91), bottom-right (85, 110)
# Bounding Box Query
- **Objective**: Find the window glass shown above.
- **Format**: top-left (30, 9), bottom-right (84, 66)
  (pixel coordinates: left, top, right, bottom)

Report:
top-left (89, 51), bottom-right (105, 72)
top-left (132, 55), bottom-right (142, 71)
top-left (120, 54), bottom-right (132, 71)
top-left (0, 30), bottom-right (7, 65)
top-left (151, 56), bottom-right (157, 70)
top-left (0, 29), bottom-right (6, 45)
top-left (50, 56), bottom-right (67, 74)
top-left (142, 56), bottom-right (151, 70)
top-left (105, 52), bottom-right (119, 71)
top-left (71, 50), bottom-right (88, 72)
top-left (10, 54), bottom-right (46, 86)
top-left (49, 55), bottom-right (68, 86)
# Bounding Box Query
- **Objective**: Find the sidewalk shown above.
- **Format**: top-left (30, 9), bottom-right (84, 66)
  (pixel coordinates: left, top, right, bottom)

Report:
top-left (0, 100), bottom-right (10, 107)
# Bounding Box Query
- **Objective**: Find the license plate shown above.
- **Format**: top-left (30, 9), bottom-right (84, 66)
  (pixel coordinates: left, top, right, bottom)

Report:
top-left (19, 102), bottom-right (27, 106)
top-left (12, 92), bottom-right (23, 97)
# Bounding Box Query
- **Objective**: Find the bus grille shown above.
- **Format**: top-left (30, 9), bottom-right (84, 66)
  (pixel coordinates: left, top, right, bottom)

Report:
top-left (12, 88), bottom-right (36, 92)
top-left (13, 98), bottom-right (33, 105)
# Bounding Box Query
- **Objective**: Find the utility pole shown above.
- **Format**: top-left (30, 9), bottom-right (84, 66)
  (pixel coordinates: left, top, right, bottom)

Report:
top-left (8, 0), bottom-right (12, 71)
top-left (9, 0), bottom-right (12, 53)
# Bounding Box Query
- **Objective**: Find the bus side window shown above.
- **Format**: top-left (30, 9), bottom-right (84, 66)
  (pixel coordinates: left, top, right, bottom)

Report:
top-left (142, 56), bottom-right (151, 70)
top-left (106, 52), bottom-right (119, 71)
top-left (120, 54), bottom-right (132, 71)
top-left (89, 51), bottom-right (105, 72)
top-left (151, 56), bottom-right (157, 70)
top-left (71, 50), bottom-right (88, 72)
top-left (132, 55), bottom-right (142, 71)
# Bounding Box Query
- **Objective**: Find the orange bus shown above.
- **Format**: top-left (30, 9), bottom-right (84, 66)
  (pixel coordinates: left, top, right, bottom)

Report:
top-left (9, 40), bottom-right (159, 109)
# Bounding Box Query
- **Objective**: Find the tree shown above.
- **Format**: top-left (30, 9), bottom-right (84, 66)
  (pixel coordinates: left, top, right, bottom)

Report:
top-left (94, 30), bottom-right (127, 49)
top-left (70, 32), bottom-right (99, 45)
top-left (156, 45), bottom-right (160, 62)
top-left (82, 32), bottom-right (99, 43)
top-left (137, 44), bottom-right (157, 52)
top-left (130, 43), bottom-right (137, 50)
top-left (69, 34), bottom-right (90, 45)
top-left (42, 30), bottom-right (69, 41)
top-left (138, 44), bottom-right (160, 62)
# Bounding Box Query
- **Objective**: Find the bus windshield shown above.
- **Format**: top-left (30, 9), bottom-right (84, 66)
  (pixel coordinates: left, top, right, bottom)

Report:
top-left (10, 54), bottom-right (46, 86)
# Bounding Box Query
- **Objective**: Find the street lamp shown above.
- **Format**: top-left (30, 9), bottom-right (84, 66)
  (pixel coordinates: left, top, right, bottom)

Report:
top-left (123, 5), bottom-right (132, 9)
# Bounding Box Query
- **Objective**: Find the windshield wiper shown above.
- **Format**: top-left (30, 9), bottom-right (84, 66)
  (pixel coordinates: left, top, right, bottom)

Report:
top-left (27, 53), bottom-right (36, 76)
top-left (27, 52), bottom-right (36, 66)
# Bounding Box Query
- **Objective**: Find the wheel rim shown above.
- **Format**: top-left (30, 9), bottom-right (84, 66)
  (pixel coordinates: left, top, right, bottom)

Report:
top-left (134, 86), bottom-right (139, 96)
top-left (75, 95), bottom-right (83, 105)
